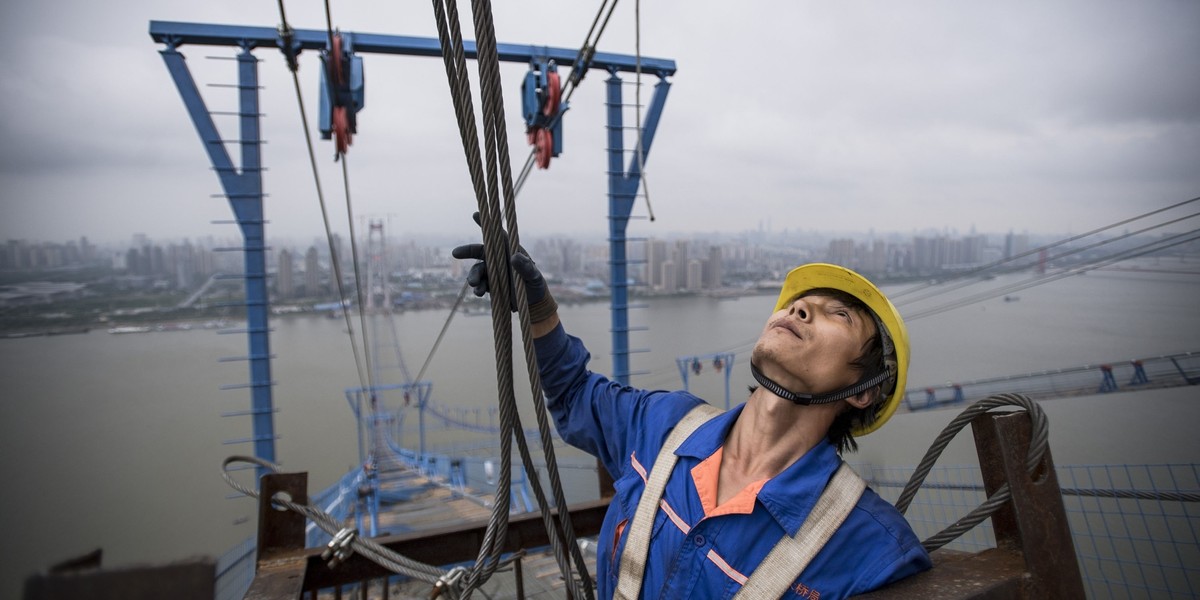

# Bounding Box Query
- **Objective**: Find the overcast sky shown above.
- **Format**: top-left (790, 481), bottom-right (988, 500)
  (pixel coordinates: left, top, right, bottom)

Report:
top-left (1, 1), bottom-right (1197, 246)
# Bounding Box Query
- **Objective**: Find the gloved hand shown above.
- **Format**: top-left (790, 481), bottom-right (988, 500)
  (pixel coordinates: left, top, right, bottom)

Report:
top-left (451, 215), bottom-right (558, 323)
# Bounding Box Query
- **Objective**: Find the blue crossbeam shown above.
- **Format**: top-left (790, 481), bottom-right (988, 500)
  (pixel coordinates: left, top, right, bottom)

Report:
top-left (149, 21), bottom-right (677, 76)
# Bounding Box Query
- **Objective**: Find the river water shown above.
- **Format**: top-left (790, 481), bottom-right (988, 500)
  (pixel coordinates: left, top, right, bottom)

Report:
top-left (1, 265), bottom-right (1198, 597)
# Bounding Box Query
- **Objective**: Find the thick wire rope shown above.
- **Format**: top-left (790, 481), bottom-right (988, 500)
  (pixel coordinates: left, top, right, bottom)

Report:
top-left (432, 1), bottom-right (557, 594)
top-left (428, 1), bottom-right (593, 595)
top-left (470, 1), bottom-right (594, 596)
top-left (415, 0), bottom-right (634, 399)
top-left (892, 393), bottom-right (1049, 552)
top-left (275, 1), bottom-right (371, 399)
top-left (223, 456), bottom-right (447, 582)
top-left (429, 2), bottom-right (518, 593)
top-left (566, 0), bottom-right (621, 97)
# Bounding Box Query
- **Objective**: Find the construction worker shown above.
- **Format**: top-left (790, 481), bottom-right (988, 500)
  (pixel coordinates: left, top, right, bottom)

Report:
top-left (453, 241), bottom-right (931, 599)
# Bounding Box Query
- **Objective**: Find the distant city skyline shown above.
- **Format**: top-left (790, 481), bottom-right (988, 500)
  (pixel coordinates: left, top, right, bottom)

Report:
top-left (6, 222), bottom-right (1188, 278)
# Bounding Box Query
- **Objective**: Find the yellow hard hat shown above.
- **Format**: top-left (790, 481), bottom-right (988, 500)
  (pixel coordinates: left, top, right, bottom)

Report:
top-left (774, 263), bottom-right (909, 436)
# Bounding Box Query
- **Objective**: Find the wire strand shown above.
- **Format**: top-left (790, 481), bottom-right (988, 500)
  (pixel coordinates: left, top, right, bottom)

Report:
top-left (340, 156), bottom-right (376, 392)
top-left (275, 1), bottom-right (372, 398)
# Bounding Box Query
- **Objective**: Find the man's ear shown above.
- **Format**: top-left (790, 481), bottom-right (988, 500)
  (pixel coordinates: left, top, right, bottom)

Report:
top-left (844, 388), bottom-right (879, 410)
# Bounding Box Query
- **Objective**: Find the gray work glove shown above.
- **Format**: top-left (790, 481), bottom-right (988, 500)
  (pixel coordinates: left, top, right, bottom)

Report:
top-left (451, 216), bottom-right (558, 323)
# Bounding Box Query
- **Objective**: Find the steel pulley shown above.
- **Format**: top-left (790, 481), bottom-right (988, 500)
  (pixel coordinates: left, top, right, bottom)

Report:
top-left (319, 31), bottom-right (366, 157)
top-left (521, 60), bottom-right (566, 169)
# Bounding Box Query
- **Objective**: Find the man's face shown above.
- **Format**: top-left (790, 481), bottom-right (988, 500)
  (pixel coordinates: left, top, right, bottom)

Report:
top-left (751, 291), bottom-right (878, 397)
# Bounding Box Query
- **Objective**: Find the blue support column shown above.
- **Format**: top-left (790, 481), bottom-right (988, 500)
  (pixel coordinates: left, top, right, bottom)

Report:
top-left (604, 71), bottom-right (671, 384)
top-left (160, 43), bottom-right (276, 480)
top-left (235, 48), bottom-right (277, 477)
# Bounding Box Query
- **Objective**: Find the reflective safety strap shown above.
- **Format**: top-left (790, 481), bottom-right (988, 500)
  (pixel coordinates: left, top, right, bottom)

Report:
top-left (732, 464), bottom-right (866, 599)
top-left (614, 403), bottom-right (724, 600)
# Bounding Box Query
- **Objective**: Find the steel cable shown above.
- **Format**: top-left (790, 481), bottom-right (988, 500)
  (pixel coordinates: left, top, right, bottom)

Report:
top-left (275, 1), bottom-right (372, 400)
top-left (890, 195), bottom-right (1200, 300)
top-left (427, 0), bottom-right (592, 594)
top-left (340, 156), bottom-right (376, 394)
top-left (222, 456), bottom-right (448, 583)
top-left (414, 282), bottom-right (469, 383)
top-left (429, 1), bottom-right (518, 593)
top-left (893, 393), bottom-right (1049, 552)
top-left (470, 1), bottom-right (594, 596)
top-left (895, 210), bottom-right (1200, 306)
top-left (904, 228), bottom-right (1200, 321)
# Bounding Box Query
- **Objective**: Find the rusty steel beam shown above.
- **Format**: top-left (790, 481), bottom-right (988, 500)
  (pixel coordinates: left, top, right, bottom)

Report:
top-left (855, 409), bottom-right (1086, 599)
top-left (972, 411), bottom-right (1086, 598)
top-left (244, 472), bottom-right (609, 597)
top-left (853, 548), bottom-right (1025, 599)
top-left (301, 498), bottom-right (610, 590)
top-left (245, 473), bottom-right (311, 600)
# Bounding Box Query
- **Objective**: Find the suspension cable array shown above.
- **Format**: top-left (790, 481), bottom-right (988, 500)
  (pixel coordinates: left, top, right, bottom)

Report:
top-left (274, 0), bottom-right (374, 399)
top-left (890, 195), bottom-right (1200, 300)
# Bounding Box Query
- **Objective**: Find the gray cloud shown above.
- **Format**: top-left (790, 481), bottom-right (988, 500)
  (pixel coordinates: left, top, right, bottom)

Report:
top-left (2, 0), bottom-right (1198, 244)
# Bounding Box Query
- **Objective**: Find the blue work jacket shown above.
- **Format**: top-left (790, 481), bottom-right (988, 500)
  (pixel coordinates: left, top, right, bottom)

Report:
top-left (536, 323), bottom-right (931, 600)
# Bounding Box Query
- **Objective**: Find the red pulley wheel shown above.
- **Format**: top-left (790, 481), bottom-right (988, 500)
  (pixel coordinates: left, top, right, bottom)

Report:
top-left (543, 70), bottom-right (561, 117)
top-left (535, 128), bottom-right (553, 169)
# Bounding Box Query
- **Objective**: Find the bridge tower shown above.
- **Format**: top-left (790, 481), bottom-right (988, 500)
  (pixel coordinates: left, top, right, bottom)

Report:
top-left (366, 219), bottom-right (390, 314)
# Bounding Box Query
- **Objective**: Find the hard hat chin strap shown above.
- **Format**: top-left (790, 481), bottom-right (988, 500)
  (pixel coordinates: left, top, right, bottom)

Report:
top-left (750, 363), bottom-right (891, 406)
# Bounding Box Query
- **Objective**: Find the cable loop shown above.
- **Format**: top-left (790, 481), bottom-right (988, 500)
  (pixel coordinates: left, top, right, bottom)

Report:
top-left (894, 393), bottom-right (1049, 552)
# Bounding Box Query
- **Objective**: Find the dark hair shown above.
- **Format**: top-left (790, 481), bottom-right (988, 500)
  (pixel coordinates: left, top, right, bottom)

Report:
top-left (753, 288), bottom-right (887, 454)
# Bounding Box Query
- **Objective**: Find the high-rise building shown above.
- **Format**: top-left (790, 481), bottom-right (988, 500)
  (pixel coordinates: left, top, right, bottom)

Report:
top-left (1005, 232), bottom-right (1029, 261)
top-left (647, 239), bottom-right (668, 289)
top-left (305, 246), bottom-right (320, 296)
top-left (866, 240), bottom-right (887, 274)
top-left (705, 246), bottom-right (723, 288)
top-left (277, 248), bottom-right (295, 298)
top-left (686, 260), bottom-right (703, 292)
top-left (660, 261), bottom-right (678, 293)
top-left (673, 240), bottom-right (690, 290)
top-left (827, 239), bottom-right (857, 268)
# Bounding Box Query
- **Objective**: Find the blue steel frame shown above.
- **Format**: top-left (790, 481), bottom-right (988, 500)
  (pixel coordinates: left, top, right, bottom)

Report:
top-left (676, 352), bottom-right (737, 409)
top-left (150, 20), bottom-right (676, 471)
top-left (158, 41), bottom-right (276, 480)
top-left (606, 72), bottom-right (671, 383)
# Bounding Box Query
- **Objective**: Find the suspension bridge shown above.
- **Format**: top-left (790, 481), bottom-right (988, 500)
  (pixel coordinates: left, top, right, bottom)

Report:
top-left (130, 1), bottom-right (1200, 598)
